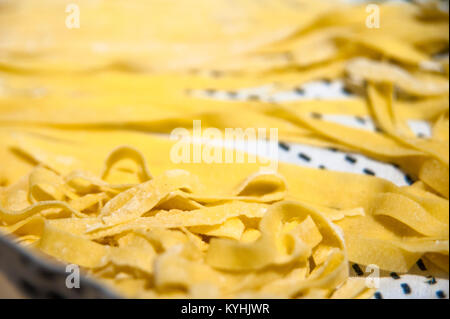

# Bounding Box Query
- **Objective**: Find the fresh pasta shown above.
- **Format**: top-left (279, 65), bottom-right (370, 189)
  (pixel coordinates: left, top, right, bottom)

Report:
top-left (0, 0), bottom-right (448, 299)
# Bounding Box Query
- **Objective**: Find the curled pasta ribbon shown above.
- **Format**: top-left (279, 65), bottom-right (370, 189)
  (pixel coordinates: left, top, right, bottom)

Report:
top-left (28, 166), bottom-right (70, 203)
top-left (372, 192), bottom-right (448, 238)
top-left (62, 145), bottom-right (153, 193)
top-left (346, 58), bottom-right (449, 97)
top-left (368, 83), bottom-right (449, 165)
top-left (84, 201), bottom-right (269, 239)
top-left (39, 220), bottom-right (156, 274)
top-left (419, 159), bottom-right (449, 199)
top-left (206, 201), bottom-right (344, 271)
top-left (366, 83), bottom-right (449, 198)
top-left (331, 278), bottom-right (375, 299)
top-left (188, 172), bottom-right (288, 203)
top-left (101, 145), bottom-right (153, 183)
top-left (97, 169), bottom-right (201, 227)
top-left (0, 200), bottom-right (87, 225)
top-left (342, 31), bottom-right (430, 66)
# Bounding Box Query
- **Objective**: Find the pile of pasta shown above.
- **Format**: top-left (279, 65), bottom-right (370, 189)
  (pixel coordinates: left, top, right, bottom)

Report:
top-left (0, 145), bottom-right (360, 298)
top-left (0, 0), bottom-right (449, 298)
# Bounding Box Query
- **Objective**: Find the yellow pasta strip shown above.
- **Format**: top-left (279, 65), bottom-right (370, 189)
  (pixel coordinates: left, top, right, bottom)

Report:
top-left (372, 192), bottom-right (448, 238)
top-left (206, 201), bottom-right (343, 271)
top-left (347, 58), bottom-right (449, 96)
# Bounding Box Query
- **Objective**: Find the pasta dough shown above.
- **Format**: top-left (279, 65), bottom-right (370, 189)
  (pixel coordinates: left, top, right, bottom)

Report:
top-left (0, 0), bottom-right (448, 299)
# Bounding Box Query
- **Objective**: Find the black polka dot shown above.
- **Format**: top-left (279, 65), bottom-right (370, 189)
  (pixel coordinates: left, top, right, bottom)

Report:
top-left (436, 290), bottom-right (446, 298)
top-left (328, 147), bottom-right (338, 152)
top-left (345, 155), bottom-right (357, 164)
top-left (295, 87), bottom-right (305, 95)
top-left (352, 264), bottom-right (363, 276)
top-left (426, 276), bottom-right (436, 285)
top-left (417, 133), bottom-right (426, 138)
top-left (311, 112), bottom-right (322, 120)
top-left (298, 153), bottom-right (311, 162)
top-left (401, 283), bottom-right (411, 294)
top-left (342, 86), bottom-right (352, 95)
top-left (404, 174), bottom-right (414, 185)
top-left (318, 165), bottom-right (326, 170)
top-left (278, 142), bottom-right (290, 151)
top-left (416, 259), bottom-right (427, 271)
top-left (374, 292), bottom-right (383, 299)
top-left (355, 116), bottom-right (366, 124)
top-left (390, 272), bottom-right (400, 280)
top-left (363, 168), bottom-right (376, 176)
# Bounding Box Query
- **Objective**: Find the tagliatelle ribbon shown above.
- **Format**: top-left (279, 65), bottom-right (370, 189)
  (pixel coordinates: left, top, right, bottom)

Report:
top-left (205, 201), bottom-right (342, 271)
top-left (366, 83), bottom-right (449, 198)
top-left (0, 200), bottom-right (88, 224)
top-left (347, 58), bottom-right (449, 97)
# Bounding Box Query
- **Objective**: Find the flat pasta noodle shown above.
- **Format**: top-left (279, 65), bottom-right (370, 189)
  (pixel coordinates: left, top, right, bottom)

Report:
top-left (347, 58), bottom-right (449, 97)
